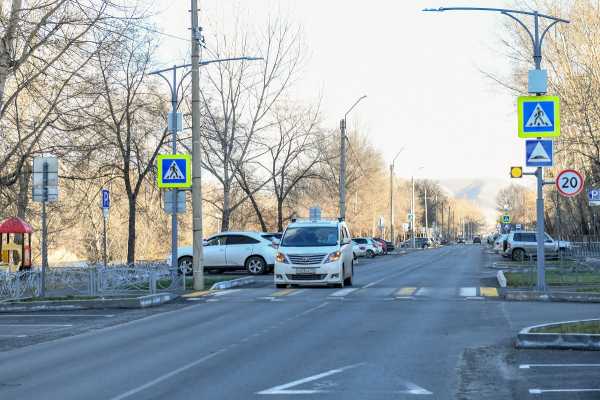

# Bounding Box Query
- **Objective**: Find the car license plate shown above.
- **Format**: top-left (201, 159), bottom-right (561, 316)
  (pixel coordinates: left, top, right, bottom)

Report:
top-left (296, 268), bottom-right (314, 274)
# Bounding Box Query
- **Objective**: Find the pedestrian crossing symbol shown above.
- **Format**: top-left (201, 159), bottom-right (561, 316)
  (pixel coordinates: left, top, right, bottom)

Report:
top-left (157, 154), bottom-right (192, 188)
top-left (518, 95), bottom-right (560, 138)
top-left (525, 139), bottom-right (553, 167)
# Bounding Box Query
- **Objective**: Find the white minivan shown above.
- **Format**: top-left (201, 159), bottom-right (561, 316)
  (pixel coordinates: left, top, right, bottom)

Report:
top-left (274, 219), bottom-right (354, 288)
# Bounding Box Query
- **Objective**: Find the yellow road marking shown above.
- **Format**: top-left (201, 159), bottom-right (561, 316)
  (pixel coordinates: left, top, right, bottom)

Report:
top-left (182, 290), bottom-right (212, 298)
top-left (272, 289), bottom-right (296, 297)
top-left (396, 287), bottom-right (417, 296)
top-left (480, 287), bottom-right (498, 297)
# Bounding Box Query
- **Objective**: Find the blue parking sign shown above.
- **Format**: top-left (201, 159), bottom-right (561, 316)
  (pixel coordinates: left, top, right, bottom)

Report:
top-left (101, 189), bottom-right (110, 209)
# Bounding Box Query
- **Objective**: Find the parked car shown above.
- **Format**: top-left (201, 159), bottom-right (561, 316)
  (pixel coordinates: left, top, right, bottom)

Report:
top-left (369, 238), bottom-right (384, 255)
top-left (457, 237), bottom-right (465, 244)
top-left (399, 238), bottom-right (431, 248)
top-left (171, 231), bottom-right (277, 275)
top-left (385, 241), bottom-right (395, 252)
top-left (504, 231), bottom-right (572, 261)
top-left (274, 219), bottom-right (354, 288)
top-left (353, 237), bottom-right (379, 258)
top-left (493, 234), bottom-right (508, 254)
top-left (352, 240), bottom-right (367, 259)
top-left (473, 237), bottom-right (481, 244)
top-left (373, 237), bottom-right (388, 254)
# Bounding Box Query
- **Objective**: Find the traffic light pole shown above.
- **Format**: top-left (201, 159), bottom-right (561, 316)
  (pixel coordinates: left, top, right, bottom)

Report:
top-left (424, 6), bottom-right (569, 292)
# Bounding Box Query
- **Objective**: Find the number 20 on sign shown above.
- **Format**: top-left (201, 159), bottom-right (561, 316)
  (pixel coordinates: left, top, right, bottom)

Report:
top-left (556, 169), bottom-right (584, 197)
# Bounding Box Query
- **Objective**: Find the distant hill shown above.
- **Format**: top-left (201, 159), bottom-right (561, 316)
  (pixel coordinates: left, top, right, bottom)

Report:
top-left (437, 178), bottom-right (513, 227)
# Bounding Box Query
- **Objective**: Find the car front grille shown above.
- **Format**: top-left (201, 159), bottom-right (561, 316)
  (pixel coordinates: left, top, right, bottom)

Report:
top-left (286, 274), bottom-right (327, 281)
top-left (287, 254), bottom-right (326, 265)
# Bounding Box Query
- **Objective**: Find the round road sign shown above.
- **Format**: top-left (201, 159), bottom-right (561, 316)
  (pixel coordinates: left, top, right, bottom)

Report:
top-left (556, 169), bottom-right (585, 197)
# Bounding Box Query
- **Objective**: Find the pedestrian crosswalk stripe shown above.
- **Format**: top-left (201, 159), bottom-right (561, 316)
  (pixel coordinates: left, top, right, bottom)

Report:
top-left (272, 289), bottom-right (296, 297)
top-left (396, 287), bottom-right (417, 296)
top-left (480, 287), bottom-right (498, 297)
top-left (459, 287), bottom-right (477, 297)
top-left (415, 287), bottom-right (431, 296)
top-left (329, 288), bottom-right (357, 297)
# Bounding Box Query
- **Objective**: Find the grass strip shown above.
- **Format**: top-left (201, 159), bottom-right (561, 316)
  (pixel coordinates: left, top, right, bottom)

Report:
top-left (531, 320), bottom-right (600, 334)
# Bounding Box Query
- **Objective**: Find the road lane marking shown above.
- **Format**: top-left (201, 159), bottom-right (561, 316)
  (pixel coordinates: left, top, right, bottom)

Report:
top-left (329, 288), bottom-right (357, 297)
top-left (521, 364), bottom-right (600, 369)
top-left (182, 290), bottom-right (211, 298)
top-left (257, 363), bottom-right (364, 395)
top-left (415, 288), bottom-right (430, 296)
top-left (297, 302), bottom-right (329, 317)
top-left (287, 289), bottom-right (306, 296)
top-left (211, 289), bottom-right (241, 297)
top-left (0, 314), bottom-right (115, 318)
top-left (363, 277), bottom-right (389, 288)
top-left (459, 287), bottom-right (477, 297)
top-left (271, 289), bottom-right (296, 297)
top-left (0, 324), bottom-right (72, 327)
top-left (403, 381), bottom-right (433, 395)
top-left (396, 287), bottom-right (417, 296)
top-left (480, 287), bottom-right (498, 297)
top-left (530, 388), bottom-right (600, 394)
top-left (109, 350), bottom-right (227, 400)
top-left (0, 334), bottom-right (27, 338)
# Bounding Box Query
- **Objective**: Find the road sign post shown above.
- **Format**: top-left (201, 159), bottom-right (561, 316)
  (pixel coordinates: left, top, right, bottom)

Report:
top-left (32, 156), bottom-right (58, 297)
top-left (101, 189), bottom-right (110, 268)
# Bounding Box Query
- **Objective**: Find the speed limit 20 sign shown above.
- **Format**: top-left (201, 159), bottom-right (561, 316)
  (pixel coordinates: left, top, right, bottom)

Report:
top-left (556, 169), bottom-right (585, 197)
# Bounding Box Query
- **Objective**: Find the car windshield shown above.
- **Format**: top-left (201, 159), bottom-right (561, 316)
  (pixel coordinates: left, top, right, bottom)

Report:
top-left (281, 226), bottom-right (338, 247)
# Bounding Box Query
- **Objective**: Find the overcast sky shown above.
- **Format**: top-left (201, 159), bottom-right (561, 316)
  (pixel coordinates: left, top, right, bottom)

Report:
top-left (150, 0), bottom-right (528, 181)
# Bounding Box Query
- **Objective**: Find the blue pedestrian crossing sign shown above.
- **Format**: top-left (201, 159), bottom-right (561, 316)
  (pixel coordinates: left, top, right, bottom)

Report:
top-left (525, 139), bottom-right (553, 167)
top-left (157, 154), bottom-right (192, 188)
top-left (518, 96), bottom-right (560, 138)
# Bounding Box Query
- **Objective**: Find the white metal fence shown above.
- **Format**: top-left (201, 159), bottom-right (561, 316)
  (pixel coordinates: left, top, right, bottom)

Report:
top-left (0, 263), bottom-right (179, 302)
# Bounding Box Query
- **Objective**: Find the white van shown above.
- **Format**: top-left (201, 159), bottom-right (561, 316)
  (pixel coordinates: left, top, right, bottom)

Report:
top-left (274, 219), bottom-right (354, 288)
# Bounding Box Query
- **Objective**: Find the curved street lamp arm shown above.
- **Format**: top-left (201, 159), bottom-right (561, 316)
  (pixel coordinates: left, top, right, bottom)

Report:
top-left (540, 19), bottom-right (561, 47)
top-left (150, 72), bottom-right (174, 97)
top-left (501, 11), bottom-right (535, 51)
top-left (423, 7), bottom-right (569, 24)
top-left (344, 95), bottom-right (367, 120)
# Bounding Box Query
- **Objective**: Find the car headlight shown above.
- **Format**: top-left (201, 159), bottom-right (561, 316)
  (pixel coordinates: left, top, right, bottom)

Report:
top-left (276, 252), bottom-right (289, 263)
top-left (325, 251), bottom-right (341, 263)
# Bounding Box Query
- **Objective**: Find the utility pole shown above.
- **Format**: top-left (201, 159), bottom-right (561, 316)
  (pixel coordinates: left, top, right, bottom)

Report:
top-left (424, 186), bottom-right (428, 238)
top-left (389, 148), bottom-right (404, 245)
top-left (339, 118), bottom-right (347, 220)
top-left (339, 95), bottom-right (367, 220)
top-left (191, 0), bottom-right (204, 290)
top-left (411, 176), bottom-right (416, 248)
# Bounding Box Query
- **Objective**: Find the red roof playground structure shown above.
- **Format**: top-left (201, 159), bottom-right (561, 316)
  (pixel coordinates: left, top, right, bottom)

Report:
top-left (0, 217), bottom-right (33, 271)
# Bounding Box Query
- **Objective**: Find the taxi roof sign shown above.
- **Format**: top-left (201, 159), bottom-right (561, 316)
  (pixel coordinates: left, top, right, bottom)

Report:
top-left (518, 96), bottom-right (560, 138)
top-left (510, 166), bottom-right (523, 178)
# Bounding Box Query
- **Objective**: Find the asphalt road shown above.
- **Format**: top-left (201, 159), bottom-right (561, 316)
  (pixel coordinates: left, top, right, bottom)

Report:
top-left (1, 245), bottom-right (599, 399)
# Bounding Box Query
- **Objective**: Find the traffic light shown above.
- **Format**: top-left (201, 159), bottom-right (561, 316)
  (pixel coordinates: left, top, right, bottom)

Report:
top-left (510, 166), bottom-right (523, 178)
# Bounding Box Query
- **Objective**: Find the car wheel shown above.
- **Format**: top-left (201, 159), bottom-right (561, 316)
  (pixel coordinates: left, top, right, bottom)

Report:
top-left (512, 249), bottom-right (525, 262)
top-left (245, 256), bottom-right (266, 275)
top-left (344, 262), bottom-right (353, 286)
top-left (178, 256), bottom-right (193, 276)
top-left (366, 250), bottom-right (375, 258)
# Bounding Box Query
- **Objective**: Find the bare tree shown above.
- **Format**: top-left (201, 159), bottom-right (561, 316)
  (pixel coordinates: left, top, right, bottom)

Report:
top-left (200, 16), bottom-right (304, 231)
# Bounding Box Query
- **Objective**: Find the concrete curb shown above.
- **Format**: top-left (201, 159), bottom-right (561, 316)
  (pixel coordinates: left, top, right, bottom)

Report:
top-left (210, 276), bottom-right (255, 290)
top-left (0, 293), bottom-right (177, 313)
top-left (497, 270), bottom-right (507, 288)
top-left (516, 319), bottom-right (600, 350)
top-left (504, 290), bottom-right (600, 303)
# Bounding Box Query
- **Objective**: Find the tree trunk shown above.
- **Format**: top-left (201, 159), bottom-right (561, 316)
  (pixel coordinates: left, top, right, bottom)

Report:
top-left (277, 198), bottom-right (284, 232)
top-left (248, 193), bottom-right (268, 232)
top-left (126, 195), bottom-right (136, 265)
top-left (17, 163), bottom-right (31, 220)
top-left (221, 182), bottom-right (230, 232)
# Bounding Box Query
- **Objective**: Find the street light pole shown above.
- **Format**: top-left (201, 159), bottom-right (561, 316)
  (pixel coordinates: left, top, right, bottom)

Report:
top-left (411, 176), bottom-right (415, 248)
top-left (339, 95), bottom-right (367, 220)
top-left (389, 148), bottom-right (404, 245)
top-left (424, 5), bottom-right (569, 292)
top-left (424, 186), bottom-right (428, 238)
